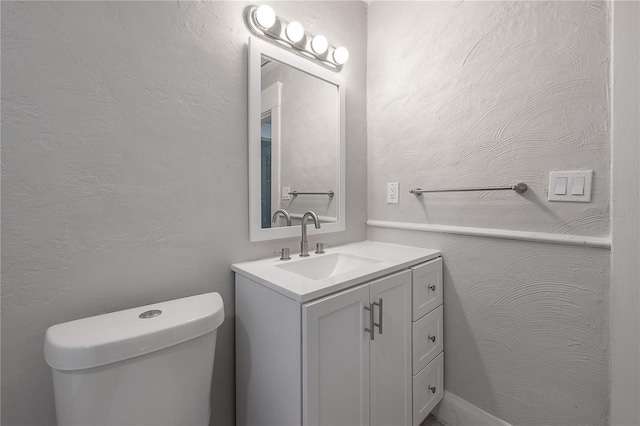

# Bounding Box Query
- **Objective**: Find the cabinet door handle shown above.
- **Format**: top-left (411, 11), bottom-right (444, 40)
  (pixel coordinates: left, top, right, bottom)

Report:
top-left (364, 304), bottom-right (374, 341)
top-left (428, 335), bottom-right (436, 343)
top-left (372, 298), bottom-right (383, 335)
top-left (428, 285), bottom-right (436, 291)
top-left (428, 386), bottom-right (437, 394)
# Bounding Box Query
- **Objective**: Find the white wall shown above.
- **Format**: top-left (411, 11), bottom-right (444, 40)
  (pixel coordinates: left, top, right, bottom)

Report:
top-left (367, 2), bottom-right (611, 425)
top-left (0, 2), bottom-right (367, 425)
top-left (610, 1), bottom-right (640, 425)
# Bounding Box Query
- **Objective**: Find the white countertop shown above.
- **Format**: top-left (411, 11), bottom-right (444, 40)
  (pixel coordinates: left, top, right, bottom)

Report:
top-left (232, 240), bottom-right (441, 303)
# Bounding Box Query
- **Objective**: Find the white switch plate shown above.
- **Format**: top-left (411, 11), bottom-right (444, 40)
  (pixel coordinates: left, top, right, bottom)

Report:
top-left (387, 182), bottom-right (399, 204)
top-left (548, 171), bottom-right (593, 202)
top-left (282, 186), bottom-right (291, 200)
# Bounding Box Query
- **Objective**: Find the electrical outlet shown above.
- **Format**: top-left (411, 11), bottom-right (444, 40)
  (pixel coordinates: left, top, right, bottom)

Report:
top-left (387, 182), bottom-right (399, 204)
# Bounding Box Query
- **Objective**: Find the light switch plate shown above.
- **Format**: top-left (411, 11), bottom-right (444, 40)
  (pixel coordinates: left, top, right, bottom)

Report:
top-left (548, 171), bottom-right (593, 202)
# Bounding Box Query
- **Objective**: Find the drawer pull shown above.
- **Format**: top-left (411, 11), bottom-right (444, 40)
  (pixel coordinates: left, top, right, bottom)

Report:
top-left (428, 285), bottom-right (436, 291)
top-left (428, 335), bottom-right (436, 343)
top-left (428, 386), bottom-right (437, 394)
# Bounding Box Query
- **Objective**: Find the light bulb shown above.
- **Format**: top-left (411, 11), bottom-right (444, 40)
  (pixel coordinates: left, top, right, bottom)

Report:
top-left (255, 5), bottom-right (276, 30)
top-left (311, 35), bottom-right (328, 55)
top-left (332, 46), bottom-right (349, 65)
top-left (285, 21), bottom-right (304, 43)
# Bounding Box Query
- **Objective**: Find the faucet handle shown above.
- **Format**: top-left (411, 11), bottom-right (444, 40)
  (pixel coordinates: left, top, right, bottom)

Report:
top-left (274, 248), bottom-right (291, 261)
top-left (315, 243), bottom-right (327, 254)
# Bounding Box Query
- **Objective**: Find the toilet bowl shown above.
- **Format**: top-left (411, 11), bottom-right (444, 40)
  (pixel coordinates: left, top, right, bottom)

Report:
top-left (44, 292), bottom-right (224, 426)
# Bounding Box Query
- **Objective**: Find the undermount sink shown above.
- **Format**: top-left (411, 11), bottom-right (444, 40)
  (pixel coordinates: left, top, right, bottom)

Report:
top-left (276, 252), bottom-right (382, 280)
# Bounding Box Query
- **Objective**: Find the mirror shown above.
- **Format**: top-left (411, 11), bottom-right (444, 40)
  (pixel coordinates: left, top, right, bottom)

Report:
top-left (248, 37), bottom-right (345, 242)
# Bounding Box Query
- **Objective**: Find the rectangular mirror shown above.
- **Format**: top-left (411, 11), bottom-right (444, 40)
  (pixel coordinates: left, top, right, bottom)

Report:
top-left (248, 36), bottom-right (346, 242)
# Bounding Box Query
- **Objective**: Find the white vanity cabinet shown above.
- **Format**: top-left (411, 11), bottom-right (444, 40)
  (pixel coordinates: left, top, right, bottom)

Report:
top-left (233, 242), bottom-right (442, 426)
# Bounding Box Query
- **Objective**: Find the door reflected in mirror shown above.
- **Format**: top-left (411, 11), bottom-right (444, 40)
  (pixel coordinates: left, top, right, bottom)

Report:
top-left (261, 111), bottom-right (273, 228)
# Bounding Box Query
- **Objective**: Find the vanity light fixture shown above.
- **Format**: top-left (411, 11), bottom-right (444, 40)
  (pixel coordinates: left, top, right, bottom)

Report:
top-left (245, 4), bottom-right (349, 71)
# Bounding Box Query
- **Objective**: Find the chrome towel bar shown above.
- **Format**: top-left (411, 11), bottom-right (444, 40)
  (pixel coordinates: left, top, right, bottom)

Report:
top-left (409, 183), bottom-right (528, 195)
top-left (289, 190), bottom-right (335, 197)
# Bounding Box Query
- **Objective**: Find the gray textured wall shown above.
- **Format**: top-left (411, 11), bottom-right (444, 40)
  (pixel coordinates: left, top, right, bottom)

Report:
top-left (368, 1), bottom-right (610, 236)
top-left (1, 2), bottom-right (367, 425)
top-left (367, 2), bottom-right (611, 425)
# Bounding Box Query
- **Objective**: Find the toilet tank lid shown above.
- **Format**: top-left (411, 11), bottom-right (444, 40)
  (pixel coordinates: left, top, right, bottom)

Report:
top-left (44, 292), bottom-right (224, 371)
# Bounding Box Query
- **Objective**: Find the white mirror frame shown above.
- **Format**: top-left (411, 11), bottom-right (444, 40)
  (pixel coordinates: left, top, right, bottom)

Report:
top-left (248, 36), bottom-right (346, 242)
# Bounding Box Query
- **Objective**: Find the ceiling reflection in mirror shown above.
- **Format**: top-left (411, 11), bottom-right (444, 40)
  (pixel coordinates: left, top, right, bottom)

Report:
top-left (260, 55), bottom-right (339, 229)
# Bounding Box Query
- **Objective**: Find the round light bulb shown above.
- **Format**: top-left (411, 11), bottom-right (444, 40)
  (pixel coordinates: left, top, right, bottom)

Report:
top-left (311, 35), bottom-right (328, 55)
top-left (332, 46), bottom-right (349, 65)
top-left (255, 5), bottom-right (276, 30)
top-left (285, 21), bottom-right (304, 43)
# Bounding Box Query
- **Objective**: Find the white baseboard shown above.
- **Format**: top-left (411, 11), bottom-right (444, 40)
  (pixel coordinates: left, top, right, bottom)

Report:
top-left (431, 391), bottom-right (512, 426)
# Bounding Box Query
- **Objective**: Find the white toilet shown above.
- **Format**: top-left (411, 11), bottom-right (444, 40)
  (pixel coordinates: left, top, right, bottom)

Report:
top-left (44, 292), bottom-right (224, 426)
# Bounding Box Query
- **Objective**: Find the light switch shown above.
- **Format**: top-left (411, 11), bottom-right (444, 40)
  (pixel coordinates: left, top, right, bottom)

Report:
top-left (554, 177), bottom-right (568, 195)
top-left (571, 177), bottom-right (585, 195)
top-left (548, 170), bottom-right (593, 202)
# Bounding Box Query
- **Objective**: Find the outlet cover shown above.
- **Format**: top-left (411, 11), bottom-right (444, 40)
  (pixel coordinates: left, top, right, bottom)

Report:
top-left (387, 182), bottom-right (399, 204)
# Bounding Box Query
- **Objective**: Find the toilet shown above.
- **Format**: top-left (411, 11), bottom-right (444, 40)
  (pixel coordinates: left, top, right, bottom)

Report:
top-left (44, 292), bottom-right (224, 426)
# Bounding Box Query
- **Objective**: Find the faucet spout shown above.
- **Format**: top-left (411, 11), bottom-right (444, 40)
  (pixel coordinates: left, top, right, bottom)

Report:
top-left (271, 209), bottom-right (292, 226)
top-left (300, 211), bottom-right (321, 257)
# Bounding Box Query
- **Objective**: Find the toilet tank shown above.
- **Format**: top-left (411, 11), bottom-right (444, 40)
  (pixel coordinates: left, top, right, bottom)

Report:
top-left (44, 292), bottom-right (224, 426)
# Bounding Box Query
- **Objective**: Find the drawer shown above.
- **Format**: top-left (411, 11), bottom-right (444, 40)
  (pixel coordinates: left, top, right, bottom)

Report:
top-left (412, 305), bottom-right (443, 374)
top-left (412, 258), bottom-right (443, 321)
top-left (412, 352), bottom-right (443, 426)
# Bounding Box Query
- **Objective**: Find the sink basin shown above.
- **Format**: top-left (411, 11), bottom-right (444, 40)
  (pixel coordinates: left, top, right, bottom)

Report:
top-left (276, 253), bottom-right (382, 280)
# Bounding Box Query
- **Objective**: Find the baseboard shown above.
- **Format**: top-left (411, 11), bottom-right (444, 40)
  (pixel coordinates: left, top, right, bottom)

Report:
top-left (431, 391), bottom-right (512, 426)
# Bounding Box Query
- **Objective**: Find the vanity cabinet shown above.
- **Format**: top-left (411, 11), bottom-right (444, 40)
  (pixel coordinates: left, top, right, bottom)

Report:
top-left (234, 246), bottom-right (442, 426)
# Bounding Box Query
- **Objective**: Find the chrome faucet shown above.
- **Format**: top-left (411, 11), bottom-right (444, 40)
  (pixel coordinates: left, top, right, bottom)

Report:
top-left (300, 211), bottom-right (321, 257)
top-left (271, 209), bottom-right (292, 226)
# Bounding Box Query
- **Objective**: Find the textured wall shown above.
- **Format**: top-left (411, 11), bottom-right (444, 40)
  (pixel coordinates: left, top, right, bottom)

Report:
top-left (1, 2), bottom-right (367, 425)
top-left (368, 1), bottom-right (610, 236)
top-left (367, 2), bottom-right (611, 425)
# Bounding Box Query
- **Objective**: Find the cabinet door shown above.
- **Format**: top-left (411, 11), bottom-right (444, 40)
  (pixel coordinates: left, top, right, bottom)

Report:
top-left (369, 270), bottom-right (412, 426)
top-left (303, 284), bottom-right (371, 426)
